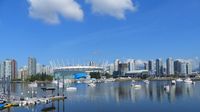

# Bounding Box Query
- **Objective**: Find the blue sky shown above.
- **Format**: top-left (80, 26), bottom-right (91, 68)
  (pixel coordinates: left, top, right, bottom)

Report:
top-left (0, 0), bottom-right (200, 66)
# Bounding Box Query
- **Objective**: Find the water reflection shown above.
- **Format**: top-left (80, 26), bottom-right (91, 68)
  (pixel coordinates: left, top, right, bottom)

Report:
top-left (68, 81), bottom-right (197, 104)
top-left (1, 81), bottom-right (200, 112)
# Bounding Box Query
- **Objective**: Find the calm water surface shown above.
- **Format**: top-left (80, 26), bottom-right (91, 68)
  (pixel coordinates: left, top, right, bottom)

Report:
top-left (2, 81), bottom-right (200, 112)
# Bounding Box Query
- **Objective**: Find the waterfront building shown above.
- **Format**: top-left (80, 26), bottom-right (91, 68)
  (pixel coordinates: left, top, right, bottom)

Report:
top-left (108, 64), bottom-right (114, 75)
top-left (36, 63), bottom-right (42, 74)
top-left (148, 60), bottom-right (154, 71)
top-left (126, 70), bottom-right (148, 77)
top-left (28, 57), bottom-right (37, 76)
top-left (11, 60), bottom-right (18, 80)
top-left (180, 62), bottom-right (187, 76)
top-left (127, 59), bottom-right (135, 71)
top-left (114, 59), bottom-right (120, 71)
top-left (4, 59), bottom-right (18, 80)
top-left (118, 63), bottom-right (128, 76)
top-left (144, 62), bottom-right (148, 70)
top-left (19, 66), bottom-right (28, 81)
top-left (174, 60), bottom-right (181, 75)
top-left (174, 59), bottom-right (192, 76)
top-left (186, 62), bottom-right (192, 75)
top-left (156, 59), bottom-right (163, 76)
top-left (166, 58), bottom-right (174, 75)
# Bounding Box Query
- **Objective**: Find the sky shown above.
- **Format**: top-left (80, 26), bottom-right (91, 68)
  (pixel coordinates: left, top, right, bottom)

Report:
top-left (0, 0), bottom-right (200, 67)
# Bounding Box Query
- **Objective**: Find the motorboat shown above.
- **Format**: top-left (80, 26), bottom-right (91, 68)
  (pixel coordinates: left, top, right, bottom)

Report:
top-left (4, 103), bottom-right (12, 108)
top-left (66, 87), bottom-right (77, 91)
top-left (176, 78), bottom-right (183, 82)
top-left (171, 80), bottom-right (176, 85)
top-left (88, 83), bottom-right (96, 87)
top-left (184, 78), bottom-right (193, 84)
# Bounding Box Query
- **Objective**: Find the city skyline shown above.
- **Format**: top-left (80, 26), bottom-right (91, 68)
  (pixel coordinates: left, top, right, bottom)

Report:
top-left (0, 0), bottom-right (200, 66)
top-left (0, 56), bottom-right (199, 70)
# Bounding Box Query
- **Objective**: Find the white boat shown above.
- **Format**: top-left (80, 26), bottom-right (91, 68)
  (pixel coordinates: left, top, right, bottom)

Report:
top-left (28, 82), bottom-right (38, 88)
top-left (66, 87), bottom-right (77, 91)
top-left (176, 78), bottom-right (183, 82)
top-left (144, 80), bottom-right (150, 84)
top-left (131, 84), bottom-right (142, 89)
top-left (171, 80), bottom-right (176, 85)
top-left (77, 81), bottom-right (81, 84)
top-left (132, 80), bottom-right (136, 83)
top-left (184, 78), bottom-right (193, 84)
top-left (88, 83), bottom-right (96, 87)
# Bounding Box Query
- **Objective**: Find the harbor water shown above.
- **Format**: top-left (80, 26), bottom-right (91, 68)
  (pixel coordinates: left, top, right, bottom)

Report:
top-left (1, 80), bottom-right (200, 112)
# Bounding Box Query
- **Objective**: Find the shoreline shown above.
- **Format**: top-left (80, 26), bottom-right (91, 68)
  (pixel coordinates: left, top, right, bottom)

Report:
top-left (1, 76), bottom-right (200, 83)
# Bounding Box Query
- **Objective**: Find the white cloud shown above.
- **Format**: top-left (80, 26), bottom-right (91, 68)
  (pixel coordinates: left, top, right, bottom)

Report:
top-left (28, 0), bottom-right (84, 24)
top-left (86, 0), bottom-right (136, 19)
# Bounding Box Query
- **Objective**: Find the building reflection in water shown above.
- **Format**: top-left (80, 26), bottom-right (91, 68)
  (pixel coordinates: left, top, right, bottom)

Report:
top-left (77, 81), bottom-right (195, 104)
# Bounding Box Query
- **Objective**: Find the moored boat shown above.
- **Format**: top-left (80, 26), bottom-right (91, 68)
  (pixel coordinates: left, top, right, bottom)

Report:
top-left (176, 78), bottom-right (183, 82)
top-left (66, 87), bottom-right (77, 91)
top-left (88, 83), bottom-right (96, 87)
top-left (4, 103), bottom-right (12, 108)
top-left (184, 78), bottom-right (193, 84)
top-left (131, 84), bottom-right (142, 89)
top-left (171, 80), bottom-right (176, 85)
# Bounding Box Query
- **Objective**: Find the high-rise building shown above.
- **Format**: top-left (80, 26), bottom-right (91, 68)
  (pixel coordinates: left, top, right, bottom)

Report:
top-left (156, 59), bottom-right (163, 76)
top-left (180, 62), bottom-right (187, 76)
top-left (108, 64), bottom-right (114, 75)
top-left (174, 60), bottom-right (181, 75)
top-left (144, 62), bottom-right (148, 70)
top-left (148, 60), bottom-right (153, 71)
top-left (186, 62), bottom-right (192, 75)
top-left (28, 57), bottom-right (37, 76)
top-left (89, 61), bottom-right (96, 66)
top-left (166, 58), bottom-right (174, 75)
top-left (174, 60), bottom-right (192, 76)
top-left (114, 59), bottom-right (120, 71)
top-left (127, 59), bottom-right (135, 71)
top-left (118, 63), bottom-right (128, 76)
top-left (4, 59), bottom-right (17, 80)
top-left (11, 60), bottom-right (17, 80)
top-left (4, 60), bottom-right (12, 78)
